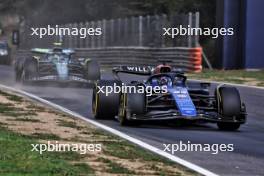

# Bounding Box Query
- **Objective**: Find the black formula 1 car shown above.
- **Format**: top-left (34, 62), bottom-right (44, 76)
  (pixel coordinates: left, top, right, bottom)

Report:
top-left (15, 46), bottom-right (100, 86)
top-left (92, 65), bottom-right (247, 131)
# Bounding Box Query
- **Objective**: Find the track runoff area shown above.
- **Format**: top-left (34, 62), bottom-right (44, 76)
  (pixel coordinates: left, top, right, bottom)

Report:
top-left (1, 64), bottom-right (264, 175)
top-left (0, 84), bottom-right (218, 176)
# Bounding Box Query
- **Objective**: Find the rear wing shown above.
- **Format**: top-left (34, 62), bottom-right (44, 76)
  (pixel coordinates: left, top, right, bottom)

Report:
top-left (112, 65), bottom-right (185, 80)
top-left (113, 66), bottom-right (153, 75)
top-left (31, 48), bottom-right (75, 55)
top-left (31, 48), bottom-right (51, 54)
top-left (112, 66), bottom-right (153, 80)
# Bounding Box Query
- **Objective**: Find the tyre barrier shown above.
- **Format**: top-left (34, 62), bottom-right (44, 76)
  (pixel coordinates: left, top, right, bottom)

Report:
top-left (189, 47), bottom-right (202, 72)
top-left (16, 47), bottom-right (203, 72)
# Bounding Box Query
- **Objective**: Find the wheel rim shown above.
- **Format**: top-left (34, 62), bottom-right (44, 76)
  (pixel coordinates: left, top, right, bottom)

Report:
top-left (119, 94), bottom-right (129, 124)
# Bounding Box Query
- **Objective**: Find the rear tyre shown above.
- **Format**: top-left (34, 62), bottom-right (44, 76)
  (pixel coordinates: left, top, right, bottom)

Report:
top-left (216, 86), bottom-right (242, 131)
top-left (92, 80), bottom-right (121, 119)
top-left (15, 57), bottom-right (26, 82)
top-left (85, 60), bottom-right (101, 81)
top-left (23, 58), bottom-right (38, 81)
top-left (119, 84), bottom-right (146, 126)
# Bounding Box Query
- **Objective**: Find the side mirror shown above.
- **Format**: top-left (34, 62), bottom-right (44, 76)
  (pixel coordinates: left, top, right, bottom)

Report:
top-left (12, 30), bottom-right (19, 45)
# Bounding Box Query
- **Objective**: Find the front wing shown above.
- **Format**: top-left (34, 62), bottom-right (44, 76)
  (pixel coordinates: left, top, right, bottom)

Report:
top-left (128, 109), bottom-right (246, 123)
top-left (23, 75), bottom-right (93, 87)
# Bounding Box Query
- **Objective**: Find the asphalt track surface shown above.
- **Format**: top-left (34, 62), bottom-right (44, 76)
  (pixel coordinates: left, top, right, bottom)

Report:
top-left (0, 65), bottom-right (264, 176)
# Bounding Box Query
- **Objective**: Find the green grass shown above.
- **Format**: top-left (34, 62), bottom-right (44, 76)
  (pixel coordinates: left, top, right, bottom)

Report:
top-left (0, 122), bottom-right (8, 127)
top-left (31, 133), bottom-right (61, 140)
top-left (89, 129), bottom-right (121, 140)
top-left (0, 127), bottom-right (94, 176)
top-left (57, 119), bottom-right (83, 130)
top-left (72, 163), bottom-right (94, 174)
top-left (103, 140), bottom-right (174, 164)
top-left (97, 157), bottom-right (135, 174)
top-left (2, 111), bottom-right (37, 118)
top-left (0, 90), bottom-right (198, 176)
top-left (257, 82), bottom-right (264, 87)
top-left (0, 102), bottom-right (37, 118)
top-left (25, 104), bottom-right (46, 112)
top-left (0, 90), bottom-right (23, 103)
top-left (187, 69), bottom-right (264, 86)
top-left (44, 150), bottom-right (85, 161)
top-left (6, 117), bottom-right (41, 123)
top-left (0, 103), bottom-right (20, 113)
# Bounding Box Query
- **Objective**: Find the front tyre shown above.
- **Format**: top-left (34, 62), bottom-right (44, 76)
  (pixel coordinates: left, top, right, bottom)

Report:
top-left (216, 86), bottom-right (243, 131)
top-left (119, 84), bottom-right (146, 126)
top-left (22, 58), bottom-right (38, 82)
top-left (15, 57), bottom-right (26, 82)
top-left (92, 80), bottom-right (121, 119)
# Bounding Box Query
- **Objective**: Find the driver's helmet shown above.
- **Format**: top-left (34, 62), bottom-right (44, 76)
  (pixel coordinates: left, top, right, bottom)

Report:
top-left (160, 66), bottom-right (171, 73)
top-left (154, 65), bottom-right (172, 74)
top-left (158, 76), bottom-right (169, 86)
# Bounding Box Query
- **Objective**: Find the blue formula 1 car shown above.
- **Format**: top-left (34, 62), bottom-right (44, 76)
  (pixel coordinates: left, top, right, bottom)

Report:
top-left (92, 65), bottom-right (247, 131)
top-left (15, 46), bottom-right (100, 87)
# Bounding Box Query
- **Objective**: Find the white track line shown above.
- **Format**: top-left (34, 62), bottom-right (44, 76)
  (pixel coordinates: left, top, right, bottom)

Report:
top-left (189, 79), bottom-right (264, 90)
top-left (0, 84), bottom-right (218, 176)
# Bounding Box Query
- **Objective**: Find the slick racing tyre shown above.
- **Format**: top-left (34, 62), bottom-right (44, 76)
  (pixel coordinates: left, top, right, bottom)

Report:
top-left (216, 86), bottom-right (242, 131)
top-left (92, 80), bottom-right (121, 119)
top-left (119, 84), bottom-right (146, 126)
top-left (22, 58), bottom-right (38, 82)
top-left (85, 60), bottom-right (101, 81)
top-left (15, 57), bottom-right (25, 82)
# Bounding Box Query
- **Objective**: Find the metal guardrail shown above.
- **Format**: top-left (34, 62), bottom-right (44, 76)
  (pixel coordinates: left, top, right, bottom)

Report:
top-left (16, 47), bottom-right (202, 72)
top-left (17, 13), bottom-right (202, 72)
top-left (20, 13), bottom-right (200, 49)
